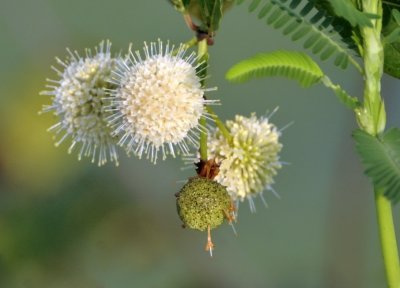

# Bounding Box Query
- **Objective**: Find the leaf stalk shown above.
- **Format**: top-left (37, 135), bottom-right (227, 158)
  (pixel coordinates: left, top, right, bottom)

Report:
top-left (198, 39), bottom-right (209, 161)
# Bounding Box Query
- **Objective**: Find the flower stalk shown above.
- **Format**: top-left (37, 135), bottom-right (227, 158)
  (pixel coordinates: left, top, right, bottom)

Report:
top-left (172, 37), bottom-right (198, 55)
top-left (206, 106), bottom-right (233, 144)
top-left (197, 38), bottom-right (209, 161)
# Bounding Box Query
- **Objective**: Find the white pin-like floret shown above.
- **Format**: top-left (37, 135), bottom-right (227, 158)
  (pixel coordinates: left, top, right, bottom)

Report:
top-left (108, 40), bottom-right (216, 163)
top-left (41, 41), bottom-right (120, 166)
top-left (208, 113), bottom-right (283, 212)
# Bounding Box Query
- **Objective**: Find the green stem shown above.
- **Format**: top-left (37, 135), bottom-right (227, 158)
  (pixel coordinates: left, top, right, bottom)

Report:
top-left (358, 0), bottom-right (386, 136)
top-left (198, 39), bottom-right (209, 161)
top-left (359, 1), bottom-right (399, 287)
top-left (183, 37), bottom-right (198, 49)
top-left (171, 37), bottom-right (198, 55)
top-left (199, 117), bottom-right (207, 161)
top-left (206, 106), bottom-right (232, 144)
top-left (375, 188), bottom-right (400, 288)
top-left (197, 39), bottom-right (208, 79)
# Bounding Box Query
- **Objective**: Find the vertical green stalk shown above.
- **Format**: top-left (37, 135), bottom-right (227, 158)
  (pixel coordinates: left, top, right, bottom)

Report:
top-left (359, 0), bottom-right (386, 136)
top-left (199, 116), bottom-right (208, 160)
top-left (197, 39), bottom-right (209, 161)
top-left (375, 188), bottom-right (400, 288)
top-left (360, 1), bottom-right (400, 287)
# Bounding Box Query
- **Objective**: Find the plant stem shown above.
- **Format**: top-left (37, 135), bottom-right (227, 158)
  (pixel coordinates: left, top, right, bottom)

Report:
top-left (171, 37), bottom-right (198, 55)
top-left (206, 106), bottom-right (232, 144)
top-left (360, 1), bottom-right (400, 287)
top-left (183, 37), bottom-right (198, 49)
top-left (375, 188), bottom-right (400, 288)
top-left (199, 117), bottom-right (207, 161)
top-left (197, 39), bottom-right (209, 161)
top-left (359, 0), bottom-right (386, 136)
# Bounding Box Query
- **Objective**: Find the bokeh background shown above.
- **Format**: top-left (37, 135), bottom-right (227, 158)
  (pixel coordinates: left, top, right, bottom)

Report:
top-left (0, 1), bottom-right (400, 287)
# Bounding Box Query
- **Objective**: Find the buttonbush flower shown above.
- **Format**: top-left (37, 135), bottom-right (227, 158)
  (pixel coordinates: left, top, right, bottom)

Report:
top-left (41, 41), bottom-right (120, 166)
top-left (107, 40), bottom-right (216, 163)
top-left (208, 113), bottom-right (283, 212)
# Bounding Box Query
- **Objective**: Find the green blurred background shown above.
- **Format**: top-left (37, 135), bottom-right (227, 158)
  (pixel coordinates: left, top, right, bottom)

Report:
top-left (0, 1), bottom-right (400, 287)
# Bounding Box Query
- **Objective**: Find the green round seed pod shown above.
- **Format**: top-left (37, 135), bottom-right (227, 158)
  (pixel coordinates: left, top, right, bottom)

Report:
top-left (176, 177), bottom-right (231, 231)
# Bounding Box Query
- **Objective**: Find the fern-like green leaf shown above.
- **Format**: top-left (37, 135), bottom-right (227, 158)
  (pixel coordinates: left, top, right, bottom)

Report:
top-left (329, 0), bottom-right (379, 28)
top-left (382, 6), bottom-right (400, 78)
top-left (353, 129), bottom-right (400, 204)
top-left (182, 0), bottom-right (191, 8)
top-left (385, 27), bottom-right (400, 44)
top-left (198, 0), bottom-right (224, 32)
top-left (249, 0), bottom-right (262, 12)
top-left (237, 0), bottom-right (363, 73)
top-left (321, 76), bottom-right (360, 109)
top-left (226, 50), bottom-right (323, 87)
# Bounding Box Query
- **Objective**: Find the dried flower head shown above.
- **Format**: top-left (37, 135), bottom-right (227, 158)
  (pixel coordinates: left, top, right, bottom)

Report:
top-left (107, 40), bottom-right (216, 163)
top-left (208, 113), bottom-right (283, 211)
top-left (176, 177), bottom-right (232, 231)
top-left (41, 41), bottom-right (120, 166)
top-left (176, 176), bottom-right (234, 256)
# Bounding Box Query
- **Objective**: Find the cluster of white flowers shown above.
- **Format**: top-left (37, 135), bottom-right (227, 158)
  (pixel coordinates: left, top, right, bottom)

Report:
top-left (42, 40), bottom-right (283, 211)
top-left (42, 39), bottom-right (285, 254)
top-left (208, 113), bottom-right (283, 212)
top-left (42, 40), bottom-right (212, 165)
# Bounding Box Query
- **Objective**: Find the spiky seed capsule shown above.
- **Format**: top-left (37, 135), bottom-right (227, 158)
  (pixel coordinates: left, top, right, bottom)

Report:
top-left (176, 177), bottom-right (231, 231)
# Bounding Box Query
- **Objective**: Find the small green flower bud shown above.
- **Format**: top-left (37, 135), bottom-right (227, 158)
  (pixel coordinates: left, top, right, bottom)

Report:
top-left (176, 177), bottom-right (231, 231)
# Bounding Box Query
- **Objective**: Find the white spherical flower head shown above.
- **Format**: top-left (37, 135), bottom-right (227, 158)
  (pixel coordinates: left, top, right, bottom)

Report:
top-left (108, 40), bottom-right (215, 163)
top-left (41, 41), bottom-right (120, 166)
top-left (208, 113), bottom-right (283, 211)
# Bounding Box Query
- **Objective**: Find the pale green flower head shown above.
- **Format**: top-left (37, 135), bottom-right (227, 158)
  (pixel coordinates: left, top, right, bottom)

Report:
top-left (41, 41), bottom-right (120, 166)
top-left (208, 113), bottom-right (283, 211)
